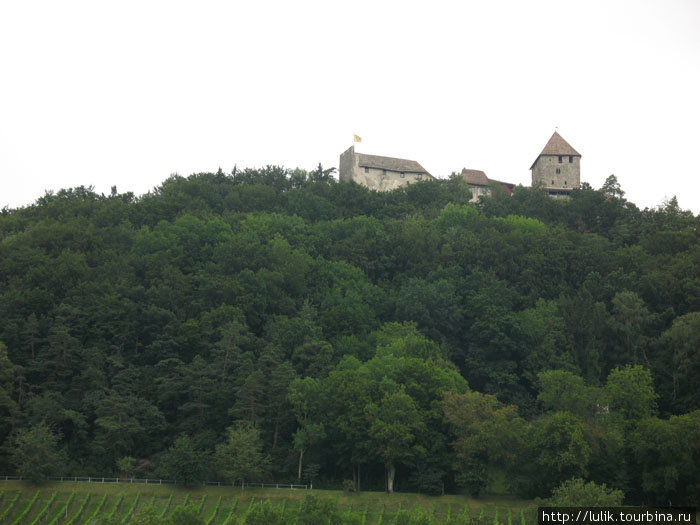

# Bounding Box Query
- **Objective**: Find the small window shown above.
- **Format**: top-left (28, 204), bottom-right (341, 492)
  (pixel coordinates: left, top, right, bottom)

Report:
top-left (564, 181), bottom-right (567, 186)
top-left (417, 174), bottom-right (422, 180)
top-left (569, 156), bottom-right (573, 163)
top-left (558, 156), bottom-right (562, 163)
top-left (382, 169), bottom-right (387, 175)
top-left (551, 180), bottom-right (554, 185)
top-left (364, 167), bottom-right (369, 173)
top-left (556, 168), bottom-right (561, 174)
top-left (400, 172), bottom-right (405, 178)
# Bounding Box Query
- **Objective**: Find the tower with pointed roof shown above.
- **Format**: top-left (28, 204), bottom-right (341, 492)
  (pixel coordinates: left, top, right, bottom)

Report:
top-left (530, 131), bottom-right (581, 198)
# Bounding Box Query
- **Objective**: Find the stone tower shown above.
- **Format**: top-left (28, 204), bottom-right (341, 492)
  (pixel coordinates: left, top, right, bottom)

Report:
top-left (530, 131), bottom-right (581, 198)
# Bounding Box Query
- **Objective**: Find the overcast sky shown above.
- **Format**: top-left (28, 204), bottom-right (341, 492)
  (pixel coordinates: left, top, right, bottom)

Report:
top-left (2, 0), bottom-right (699, 213)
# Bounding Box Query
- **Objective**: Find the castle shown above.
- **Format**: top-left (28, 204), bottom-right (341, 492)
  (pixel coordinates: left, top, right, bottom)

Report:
top-left (530, 131), bottom-right (581, 199)
top-left (339, 131), bottom-right (581, 199)
top-left (339, 146), bottom-right (434, 192)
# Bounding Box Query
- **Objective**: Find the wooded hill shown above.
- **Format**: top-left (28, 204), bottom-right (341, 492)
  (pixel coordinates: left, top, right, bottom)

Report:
top-left (0, 167), bottom-right (698, 505)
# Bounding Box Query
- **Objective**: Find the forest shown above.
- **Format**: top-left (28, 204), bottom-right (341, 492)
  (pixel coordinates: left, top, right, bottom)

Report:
top-left (0, 166), bottom-right (698, 505)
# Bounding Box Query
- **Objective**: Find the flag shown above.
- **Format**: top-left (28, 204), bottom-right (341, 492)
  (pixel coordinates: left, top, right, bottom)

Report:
top-left (353, 134), bottom-right (362, 143)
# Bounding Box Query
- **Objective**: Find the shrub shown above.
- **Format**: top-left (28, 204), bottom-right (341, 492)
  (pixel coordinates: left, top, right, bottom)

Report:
top-left (546, 478), bottom-right (624, 506)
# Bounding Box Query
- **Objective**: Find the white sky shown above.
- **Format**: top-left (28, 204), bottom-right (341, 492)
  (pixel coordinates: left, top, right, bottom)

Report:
top-left (1, 0), bottom-right (699, 213)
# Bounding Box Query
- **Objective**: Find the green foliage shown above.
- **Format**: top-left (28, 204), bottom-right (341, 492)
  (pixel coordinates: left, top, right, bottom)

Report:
top-left (9, 489), bottom-right (39, 525)
top-left (537, 370), bottom-right (602, 420)
top-left (158, 435), bottom-right (210, 486)
top-left (391, 506), bottom-right (437, 525)
top-left (65, 492), bottom-right (91, 525)
top-left (121, 493), bottom-right (140, 524)
top-left (130, 506), bottom-right (167, 525)
top-left (606, 365), bottom-right (657, 423)
top-left (29, 492), bottom-right (57, 525)
top-left (630, 410), bottom-right (700, 505)
top-left (11, 422), bottom-right (67, 483)
top-left (160, 494), bottom-right (173, 518)
top-left (48, 491), bottom-right (75, 525)
top-left (444, 391), bottom-right (527, 495)
top-left (435, 203), bottom-right (480, 231)
top-left (545, 478), bottom-right (624, 506)
top-left (169, 505), bottom-right (205, 525)
top-left (214, 423), bottom-right (269, 484)
top-left (242, 499), bottom-right (286, 525)
top-left (0, 168), bottom-right (698, 502)
top-left (86, 494), bottom-right (109, 524)
top-left (117, 456), bottom-right (137, 477)
top-left (295, 495), bottom-right (342, 525)
top-left (527, 412), bottom-right (592, 496)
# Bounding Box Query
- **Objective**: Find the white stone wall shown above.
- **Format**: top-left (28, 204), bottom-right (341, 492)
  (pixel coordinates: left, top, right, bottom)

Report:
top-left (339, 147), bottom-right (356, 183)
top-left (353, 166), bottom-right (425, 191)
top-left (531, 155), bottom-right (580, 190)
top-left (469, 185), bottom-right (490, 202)
top-left (338, 147), bottom-right (430, 192)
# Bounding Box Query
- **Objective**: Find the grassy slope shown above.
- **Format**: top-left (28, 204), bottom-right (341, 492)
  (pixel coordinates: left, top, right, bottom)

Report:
top-left (0, 482), bottom-right (535, 524)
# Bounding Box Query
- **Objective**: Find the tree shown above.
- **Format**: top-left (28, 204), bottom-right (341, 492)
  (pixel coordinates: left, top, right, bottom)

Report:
top-left (600, 174), bottom-right (625, 199)
top-left (214, 423), bottom-right (269, 484)
top-left (629, 410), bottom-right (700, 505)
top-left (654, 312), bottom-right (700, 413)
top-left (158, 435), bottom-right (209, 486)
top-left (365, 389), bottom-right (425, 493)
top-left (288, 377), bottom-right (325, 481)
top-left (526, 412), bottom-right (591, 497)
top-left (93, 391), bottom-right (166, 468)
top-left (546, 478), bottom-right (624, 506)
top-left (608, 292), bottom-right (653, 366)
top-left (443, 391), bottom-right (527, 495)
top-left (11, 421), bottom-right (67, 483)
top-left (537, 370), bottom-right (604, 421)
top-left (117, 456), bottom-right (137, 478)
top-left (0, 342), bottom-right (20, 467)
top-left (605, 365), bottom-right (657, 424)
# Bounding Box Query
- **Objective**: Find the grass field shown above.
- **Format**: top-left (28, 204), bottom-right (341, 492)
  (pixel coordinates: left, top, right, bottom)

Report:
top-left (0, 481), bottom-right (535, 524)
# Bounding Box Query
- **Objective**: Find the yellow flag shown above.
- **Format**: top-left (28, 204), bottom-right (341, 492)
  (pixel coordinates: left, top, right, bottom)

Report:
top-left (353, 134), bottom-right (362, 143)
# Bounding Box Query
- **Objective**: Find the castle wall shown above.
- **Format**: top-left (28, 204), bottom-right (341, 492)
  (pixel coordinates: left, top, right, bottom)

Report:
top-left (469, 185), bottom-right (490, 202)
top-left (531, 155), bottom-right (580, 191)
top-left (354, 167), bottom-right (425, 191)
top-left (339, 147), bottom-right (356, 182)
top-left (339, 146), bottom-right (429, 192)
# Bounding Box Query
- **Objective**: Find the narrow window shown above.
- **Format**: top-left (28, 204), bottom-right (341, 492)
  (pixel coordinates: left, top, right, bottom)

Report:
top-left (551, 180), bottom-right (554, 185)
top-left (556, 168), bottom-right (561, 174)
top-left (382, 169), bottom-right (387, 175)
top-left (400, 172), bottom-right (405, 178)
top-left (364, 167), bottom-right (369, 173)
top-left (564, 181), bottom-right (567, 186)
top-left (558, 156), bottom-right (562, 163)
top-left (569, 156), bottom-right (573, 163)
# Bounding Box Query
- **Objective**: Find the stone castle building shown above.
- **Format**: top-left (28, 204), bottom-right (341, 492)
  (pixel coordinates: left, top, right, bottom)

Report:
top-left (339, 131), bottom-right (581, 198)
top-left (530, 131), bottom-right (581, 198)
top-left (339, 146), bottom-right (434, 191)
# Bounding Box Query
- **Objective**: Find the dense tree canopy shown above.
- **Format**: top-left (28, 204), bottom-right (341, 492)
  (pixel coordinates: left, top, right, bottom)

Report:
top-left (0, 167), bottom-right (698, 503)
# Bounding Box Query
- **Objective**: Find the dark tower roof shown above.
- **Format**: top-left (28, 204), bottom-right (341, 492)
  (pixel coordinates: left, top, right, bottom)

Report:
top-left (530, 131), bottom-right (581, 169)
